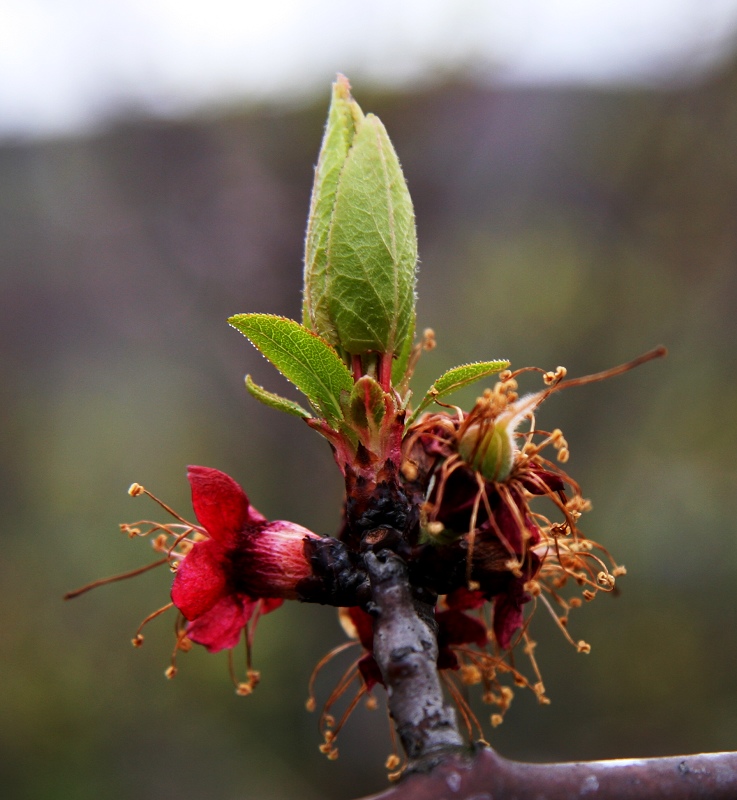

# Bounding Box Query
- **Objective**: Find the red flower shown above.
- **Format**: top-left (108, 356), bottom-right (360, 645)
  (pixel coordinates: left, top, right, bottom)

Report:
top-left (171, 466), bottom-right (320, 653)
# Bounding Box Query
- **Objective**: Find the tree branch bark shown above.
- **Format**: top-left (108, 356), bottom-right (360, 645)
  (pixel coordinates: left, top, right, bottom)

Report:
top-left (365, 549), bottom-right (466, 769)
top-left (360, 546), bottom-right (737, 799)
top-left (361, 747), bottom-right (737, 800)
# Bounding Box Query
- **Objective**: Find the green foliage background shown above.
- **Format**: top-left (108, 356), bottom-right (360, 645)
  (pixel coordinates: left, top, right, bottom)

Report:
top-left (3, 64), bottom-right (737, 798)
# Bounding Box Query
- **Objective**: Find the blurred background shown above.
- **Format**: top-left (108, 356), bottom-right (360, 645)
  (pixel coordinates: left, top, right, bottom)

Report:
top-left (3, 1), bottom-right (737, 798)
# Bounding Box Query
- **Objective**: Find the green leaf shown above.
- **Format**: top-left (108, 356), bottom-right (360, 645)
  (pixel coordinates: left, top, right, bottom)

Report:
top-left (229, 314), bottom-right (353, 423)
top-left (346, 375), bottom-right (386, 433)
top-left (408, 360), bottom-right (510, 424)
top-left (391, 309), bottom-right (416, 390)
top-left (303, 75), bottom-right (364, 340)
top-left (245, 375), bottom-right (312, 419)
top-left (326, 114), bottom-right (417, 356)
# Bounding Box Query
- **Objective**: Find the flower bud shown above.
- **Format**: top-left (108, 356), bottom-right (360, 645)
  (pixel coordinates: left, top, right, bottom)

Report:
top-left (458, 420), bottom-right (515, 483)
top-left (458, 391), bottom-right (543, 483)
top-left (303, 75), bottom-right (417, 360)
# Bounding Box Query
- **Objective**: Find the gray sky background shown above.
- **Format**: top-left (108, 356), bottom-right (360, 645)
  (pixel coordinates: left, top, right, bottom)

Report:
top-left (2, 0), bottom-right (737, 139)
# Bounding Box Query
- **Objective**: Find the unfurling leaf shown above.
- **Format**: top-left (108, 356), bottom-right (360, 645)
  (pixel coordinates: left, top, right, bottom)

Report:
top-left (245, 375), bottom-right (312, 419)
top-left (345, 375), bottom-right (387, 433)
top-left (303, 76), bottom-right (417, 360)
top-left (303, 74), bottom-right (363, 342)
top-left (229, 313), bottom-right (353, 424)
top-left (408, 360), bottom-right (510, 424)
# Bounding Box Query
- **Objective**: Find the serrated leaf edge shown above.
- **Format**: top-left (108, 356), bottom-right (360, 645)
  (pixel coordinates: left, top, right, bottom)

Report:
top-left (245, 374), bottom-right (312, 419)
top-left (229, 313), bottom-right (353, 423)
top-left (407, 359), bottom-right (510, 425)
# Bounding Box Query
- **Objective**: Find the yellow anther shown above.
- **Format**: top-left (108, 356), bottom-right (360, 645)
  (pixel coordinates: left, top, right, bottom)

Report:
top-left (460, 665), bottom-right (481, 685)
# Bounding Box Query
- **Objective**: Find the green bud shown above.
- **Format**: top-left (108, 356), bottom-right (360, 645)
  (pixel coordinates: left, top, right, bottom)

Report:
top-left (303, 75), bottom-right (417, 360)
top-left (458, 421), bottom-right (515, 484)
top-left (458, 392), bottom-right (543, 483)
top-left (458, 422), bottom-right (514, 482)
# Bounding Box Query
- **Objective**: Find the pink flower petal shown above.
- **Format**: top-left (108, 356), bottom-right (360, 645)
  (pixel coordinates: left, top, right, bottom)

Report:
top-left (347, 606), bottom-right (375, 652)
top-left (492, 584), bottom-right (530, 650)
top-left (171, 539), bottom-right (228, 620)
top-left (187, 466), bottom-right (253, 544)
top-left (357, 654), bottom-right (384, 690)
top-left (437, 608), bottom-right (488, 649)
top-left (186, 594), bottom-right (256, 653)
top-left (445, 586), bottom-right (486, 611)
top-left (260, 597), bottom-right (284, 614)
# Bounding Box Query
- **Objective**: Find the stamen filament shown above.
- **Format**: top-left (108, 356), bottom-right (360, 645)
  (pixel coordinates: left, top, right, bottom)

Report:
top-left (134, 601), bottom-right (174, 639)
top-left (64, 557), bottom-right (170, 599)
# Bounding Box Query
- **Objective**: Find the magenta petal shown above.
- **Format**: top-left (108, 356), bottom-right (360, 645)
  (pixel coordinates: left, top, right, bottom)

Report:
top-left (187, 466), bottom-right (252, 543)
top-left (171, 540), bottom-right (228, 620)
top-left (347, 606), bottom-right (375, 652)
top-left (186, 594), bottom-right (256, 653)
top-left (357, 654), bottom-right (384, 691)
top-left (260, 597), bottom-right (284, 614)
top-left (445, 587), bottom-right (486, 611)
top-left (437, 609), bottom-right (488, 649)
top-left (492, 585), bottom-right (530, 650)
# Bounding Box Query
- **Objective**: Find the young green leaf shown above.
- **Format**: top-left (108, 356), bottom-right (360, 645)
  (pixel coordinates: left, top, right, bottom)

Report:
top-left (391, 309), bottom-right (416, 390)
top-left (229, 314), bottom-right (353, 423)
top-left (244, 375), bottom-right (312, 420)
top-left (326, 114), bottom-right (417, 357)
top-left (408, 360), bottom-right (510, 424)
top-left (346, 375), bottom-right (386, 433)
top-left (303, 75), bottom-right (364, 341)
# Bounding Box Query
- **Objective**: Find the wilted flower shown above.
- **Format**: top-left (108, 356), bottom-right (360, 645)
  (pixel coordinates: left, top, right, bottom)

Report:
top-left (394, 357), bottom-right (653, 719)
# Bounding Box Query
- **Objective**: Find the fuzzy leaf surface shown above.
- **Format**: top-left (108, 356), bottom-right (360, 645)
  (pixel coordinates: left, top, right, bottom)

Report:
top-left (303, 75), bottom-right (363, 340)
top-left (409, 360), bottom-right (510, 423)
top-left (347, 375), bottom-right (386, 433)
top-left (244, 375), bottom-right (312, 419)
top-left (229, 314), bottom-right (353, 423)
top-left (326, 114), bottom-right (417, 356)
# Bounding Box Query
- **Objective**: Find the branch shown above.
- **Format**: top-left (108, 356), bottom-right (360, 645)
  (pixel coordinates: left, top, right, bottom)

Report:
top-left (360, 746), bottom-right (737, 800)
top-left (365, 549), bottom-right (466, 769)
top-left (360, 545), bottom-right (737, 799)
